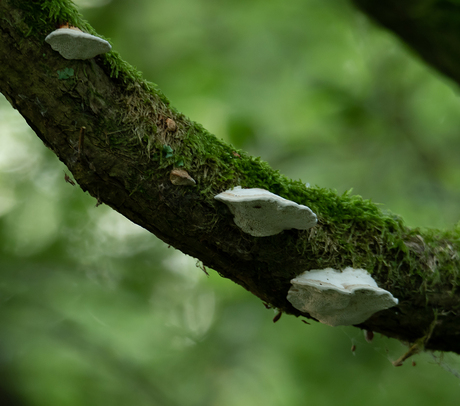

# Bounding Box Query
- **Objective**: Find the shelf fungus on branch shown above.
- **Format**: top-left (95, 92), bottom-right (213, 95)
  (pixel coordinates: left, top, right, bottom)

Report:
top-left (214, 186), bottom-right (317, 237)
top-left (287, 267), bottom-right (399, 327)
top-left (45, 27), bottom-right (112, 60)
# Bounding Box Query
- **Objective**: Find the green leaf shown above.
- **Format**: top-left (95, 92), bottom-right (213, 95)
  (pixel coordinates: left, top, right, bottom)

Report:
top-left (162, 145), bottom-right (174, 158)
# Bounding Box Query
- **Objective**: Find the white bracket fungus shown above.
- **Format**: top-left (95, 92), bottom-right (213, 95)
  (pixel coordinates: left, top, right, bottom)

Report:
top-left (45, 28), bottom-right (112, 60)
top-left (214, 187), bottom-right (317, 237)
top-left (287, 267), bottom-right (399, 327)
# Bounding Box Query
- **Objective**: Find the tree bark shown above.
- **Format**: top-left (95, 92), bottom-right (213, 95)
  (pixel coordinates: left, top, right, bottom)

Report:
top-left (1, 0), bottom-right (459, 356)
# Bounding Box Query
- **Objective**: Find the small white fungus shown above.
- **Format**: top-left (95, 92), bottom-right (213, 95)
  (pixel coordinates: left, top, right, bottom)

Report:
top-left (45, 28), bottom-right (111, 60)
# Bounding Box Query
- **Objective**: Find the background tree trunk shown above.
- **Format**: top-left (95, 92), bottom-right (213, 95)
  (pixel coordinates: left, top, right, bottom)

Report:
top-left (352, 0), bottom-right (460, 87)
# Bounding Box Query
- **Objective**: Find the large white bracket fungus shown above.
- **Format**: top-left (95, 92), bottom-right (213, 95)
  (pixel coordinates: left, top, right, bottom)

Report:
top-left (214, 187), bottom-right (317, 237)
top-left (287, 267), bottom-right (399, 327)
top-left (45, 28), bottom-right (112, 60)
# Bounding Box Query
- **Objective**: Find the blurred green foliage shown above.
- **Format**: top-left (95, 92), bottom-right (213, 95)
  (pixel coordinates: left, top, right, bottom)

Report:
top-left (1, 0), bottom-right (460, 405)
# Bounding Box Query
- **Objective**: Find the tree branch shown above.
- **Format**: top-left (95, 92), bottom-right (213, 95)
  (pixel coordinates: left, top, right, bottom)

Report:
top-left (1, 0), bottom-right (459, 355)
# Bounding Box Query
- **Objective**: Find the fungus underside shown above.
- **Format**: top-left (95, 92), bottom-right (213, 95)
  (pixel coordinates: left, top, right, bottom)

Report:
top-left (6, 0), bottom-right (460, 308)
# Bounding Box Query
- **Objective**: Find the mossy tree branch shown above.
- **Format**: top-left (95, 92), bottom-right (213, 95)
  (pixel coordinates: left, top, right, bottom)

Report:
top-left (1, 1), bottom-right (459, 355)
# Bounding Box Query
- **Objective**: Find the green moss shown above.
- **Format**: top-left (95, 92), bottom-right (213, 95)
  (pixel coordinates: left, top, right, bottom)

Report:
top-left (10, 0), bottom-right (91, 36)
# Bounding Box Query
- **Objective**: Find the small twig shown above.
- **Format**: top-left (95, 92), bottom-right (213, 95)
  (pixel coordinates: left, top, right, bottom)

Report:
top-left (273, 311), bottom-right (282, 323)
top-left (195, 260), bottom-right (209, 276)
top-left (392, 342), bottom-right (422, 367)
top-left (392, 313), bottom-right (438, 366)
top-left (200, 264), bottom-right (209, 276)
top-left (64, 172), bottom-right (75, 186)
